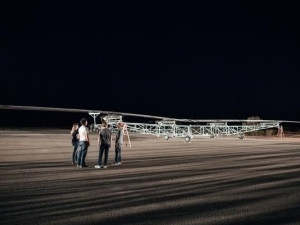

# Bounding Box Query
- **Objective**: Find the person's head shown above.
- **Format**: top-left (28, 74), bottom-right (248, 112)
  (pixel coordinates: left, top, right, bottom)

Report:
top-left (72, 123), bottom-right (79, 130)
top-left (102, 120), bottom-right (108, 127)
top-left (117, 122), bottom-right (123, 128)
top-left (80, 118), bottom-right (88, 126)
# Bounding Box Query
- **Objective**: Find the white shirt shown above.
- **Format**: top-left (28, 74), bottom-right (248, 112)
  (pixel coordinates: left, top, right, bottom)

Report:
top-left (78, 126), bottom-right (88, 141)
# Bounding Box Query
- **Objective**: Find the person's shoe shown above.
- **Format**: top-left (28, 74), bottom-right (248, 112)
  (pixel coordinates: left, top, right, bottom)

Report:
top-left (79, 165), bottom-right (83, 168)
top-left (112, 162), bottom-right (118, 165)
top-left (102, 165), bottom-right (107, 169)
top-left (83, 165), bottom-right (88, 167)
top-left (95, 165), bottom-right (101, 169)
top-left (117, 162), bottom-right (122, 165)
top-left (77, 164), bottom-right (80, 168)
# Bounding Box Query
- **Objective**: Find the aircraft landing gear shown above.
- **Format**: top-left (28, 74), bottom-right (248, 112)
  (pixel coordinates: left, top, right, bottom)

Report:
top-left (185, 136), bottom-right (191, 143)
top-left (238, 134), bottom-right (245, 140)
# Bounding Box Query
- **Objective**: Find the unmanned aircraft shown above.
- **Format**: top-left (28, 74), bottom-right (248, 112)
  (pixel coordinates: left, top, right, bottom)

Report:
top-left (1, 105), bottom-right (299, 143)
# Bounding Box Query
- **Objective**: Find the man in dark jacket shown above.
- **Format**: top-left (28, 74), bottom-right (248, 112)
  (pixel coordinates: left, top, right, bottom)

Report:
top-left (95, 120), bottom-right (112, 169)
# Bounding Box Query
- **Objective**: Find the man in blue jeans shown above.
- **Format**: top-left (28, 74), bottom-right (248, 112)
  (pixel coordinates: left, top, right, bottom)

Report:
top-left (77, 118), bottom-right (90, 168)
top-left (95, 120), bottom-right (112, 169)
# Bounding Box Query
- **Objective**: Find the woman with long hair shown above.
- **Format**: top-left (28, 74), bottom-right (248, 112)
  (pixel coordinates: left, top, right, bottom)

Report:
top-left (70, 123), bottom-right (79, 165)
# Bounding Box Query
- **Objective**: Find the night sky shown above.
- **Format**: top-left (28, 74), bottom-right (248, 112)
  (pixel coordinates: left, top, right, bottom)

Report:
top-left (1, 1), bottom-right (300, 127)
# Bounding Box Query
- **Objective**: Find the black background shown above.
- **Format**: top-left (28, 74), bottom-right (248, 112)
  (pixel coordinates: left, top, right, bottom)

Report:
top-left (1, 1), bottom-right (299, 128)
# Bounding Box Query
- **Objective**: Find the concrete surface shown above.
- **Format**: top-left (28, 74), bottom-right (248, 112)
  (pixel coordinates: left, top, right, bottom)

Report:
top-left (1, 129), bottom-right (300, 225)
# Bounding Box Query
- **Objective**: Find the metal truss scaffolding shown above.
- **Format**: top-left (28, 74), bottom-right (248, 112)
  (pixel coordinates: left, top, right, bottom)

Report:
top-left (89, 113), bottom-right (280, 142)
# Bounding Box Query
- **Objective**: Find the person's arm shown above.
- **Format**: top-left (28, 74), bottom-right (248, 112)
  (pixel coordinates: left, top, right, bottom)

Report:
top-left (86, 133), bottom-right (89, 142)
top-left (98, 131), bottom-right (101, 146)
top-left (115, 130), bottom-right (119, 143)
top-left (86, 127), bottom-right (90, 143)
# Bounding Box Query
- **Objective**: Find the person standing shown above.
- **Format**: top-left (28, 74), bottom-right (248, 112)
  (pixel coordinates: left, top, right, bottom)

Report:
top-left (77, 118), bottom-right (90, 168)
top-left (95, 120), bottom-right (112, 169)
top-left (70, 123), bottom-right (79, 165)
top-left (277, 125), bottom-right (284, 138)
top-left (113, 122), bottom-right (123, 165)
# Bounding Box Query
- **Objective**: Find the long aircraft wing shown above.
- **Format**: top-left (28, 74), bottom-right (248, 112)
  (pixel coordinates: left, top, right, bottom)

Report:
top-left (1, 105), bottom-right (299, 124)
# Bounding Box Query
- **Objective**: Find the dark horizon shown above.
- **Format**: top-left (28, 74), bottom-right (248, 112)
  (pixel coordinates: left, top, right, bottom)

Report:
top-left (1, 1), bottom-right (300, 126)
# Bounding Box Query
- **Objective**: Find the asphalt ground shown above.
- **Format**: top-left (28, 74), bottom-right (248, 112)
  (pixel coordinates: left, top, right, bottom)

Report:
top-left (1, 129), bottom-right (300, 225)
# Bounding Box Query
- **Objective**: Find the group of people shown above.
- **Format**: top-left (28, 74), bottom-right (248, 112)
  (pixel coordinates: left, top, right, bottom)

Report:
top-left (70, 118), bottom-right (124, 169)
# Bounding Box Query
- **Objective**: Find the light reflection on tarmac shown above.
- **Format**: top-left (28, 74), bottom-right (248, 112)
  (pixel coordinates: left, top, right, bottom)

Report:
top-left (1, 129), bottom-right (300, 225)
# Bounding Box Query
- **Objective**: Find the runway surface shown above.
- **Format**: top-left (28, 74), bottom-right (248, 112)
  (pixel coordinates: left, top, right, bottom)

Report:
top-left (1, 129), bottom-right (300, 225)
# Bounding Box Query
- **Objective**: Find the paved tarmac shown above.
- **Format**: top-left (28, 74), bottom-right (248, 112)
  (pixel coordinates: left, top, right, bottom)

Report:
top-left (1, 129), bottom-right (300, 225)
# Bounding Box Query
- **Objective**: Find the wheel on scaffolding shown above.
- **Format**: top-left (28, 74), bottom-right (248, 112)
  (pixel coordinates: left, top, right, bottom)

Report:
top-left (238, 134), bottom-right (245, 140)
top-left (164, 136), bottom-right (169, 140)
top-left (185, 136), bottom-right (191, 143)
